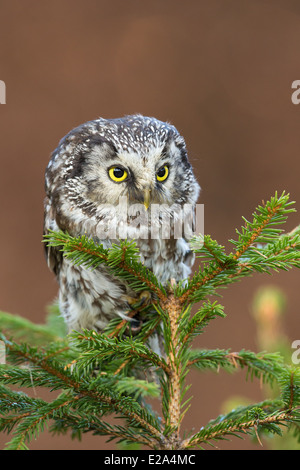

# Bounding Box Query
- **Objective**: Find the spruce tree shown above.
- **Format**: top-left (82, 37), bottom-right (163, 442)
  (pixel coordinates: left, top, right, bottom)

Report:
top-left (0, 192), bottom-right (300, 450)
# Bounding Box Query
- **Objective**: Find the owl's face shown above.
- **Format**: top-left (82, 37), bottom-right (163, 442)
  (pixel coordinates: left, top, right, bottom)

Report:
top-left (45, 115), bottom-right (200, 233)
top-left (82, 134), bottom-right (197, 209)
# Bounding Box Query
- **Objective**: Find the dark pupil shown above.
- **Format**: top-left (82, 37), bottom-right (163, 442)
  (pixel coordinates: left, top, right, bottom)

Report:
top-left (157, 167), bottom-right (166, 177)
top-left (114, 168), bottom-right (124, 178)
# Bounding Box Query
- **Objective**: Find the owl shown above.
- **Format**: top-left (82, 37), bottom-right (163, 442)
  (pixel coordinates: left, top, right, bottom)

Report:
top-left (44, 115), bottom-right (200, 338)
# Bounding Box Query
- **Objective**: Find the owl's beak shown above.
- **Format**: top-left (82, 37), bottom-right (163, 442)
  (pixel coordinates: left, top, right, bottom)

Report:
top-left (143, 188), bottom-right (151, 211)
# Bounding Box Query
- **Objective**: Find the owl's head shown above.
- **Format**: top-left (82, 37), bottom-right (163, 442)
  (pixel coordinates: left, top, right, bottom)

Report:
top-left (45, 115), bottom-right (200, 232)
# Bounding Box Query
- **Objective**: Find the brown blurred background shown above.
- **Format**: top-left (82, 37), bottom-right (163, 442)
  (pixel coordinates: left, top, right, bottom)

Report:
top-left (0, 0), bottom-right (299, 450)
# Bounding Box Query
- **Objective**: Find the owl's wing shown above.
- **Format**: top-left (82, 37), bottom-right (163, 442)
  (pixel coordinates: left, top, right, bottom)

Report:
top-left (43, 197), bottom-right (63, 277)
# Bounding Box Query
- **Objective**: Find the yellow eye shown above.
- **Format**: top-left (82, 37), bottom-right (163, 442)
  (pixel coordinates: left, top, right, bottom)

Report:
top-left (109, 166), bottom-right (128, 182)
top-left (156, 165), bottom-right (169, 182)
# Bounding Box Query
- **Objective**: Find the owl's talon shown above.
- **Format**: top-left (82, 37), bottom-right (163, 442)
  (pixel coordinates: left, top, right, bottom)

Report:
top-left (123, 290), bottom-right (152, 310)
top-left (138, 290), bottom-right (152, 305)
top-left (122, 290), bottom-right (152, 336)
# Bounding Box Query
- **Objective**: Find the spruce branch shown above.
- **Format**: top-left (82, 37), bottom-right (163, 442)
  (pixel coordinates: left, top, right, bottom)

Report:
top-left (278, 367), bottom-right (300, 410)
top-left (0, 334), bottom-right (164, 446)
top-left (72, 330), bottom-right (171, 376)
top-left (187, 349), bottom-right (284, 384)
top-left (4, 394), bottom-right (80, 450)
top-left (0, 306), bottom-right (66, 345)
top-left (159, 292), bottom-right (183, 448)
top-left (184, 408), bottom-right (299, 449)
top-left (180, 192), bottom-right (299, 304)
top-left (1, 192), bottom-right (300, 449)
top-left (43, 232), bottom-right (167, 301)
top-left (179, 301), bottom-right (226, 345)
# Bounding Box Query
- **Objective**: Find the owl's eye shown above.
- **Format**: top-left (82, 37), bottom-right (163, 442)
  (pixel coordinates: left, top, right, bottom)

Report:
top-left (156, 165), bottom-right (169, 182)
top-left (109, 166), bottom-right (128, 182)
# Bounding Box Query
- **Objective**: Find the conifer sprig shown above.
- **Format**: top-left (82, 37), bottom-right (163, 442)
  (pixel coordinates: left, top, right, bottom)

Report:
top-left (72, 330), bottom-right (171, 376)
top-left (0, 192), bottom-right (300, 449)
top-left (179, 192), bottom-right (300, 304)
top-left (187, 349), bottom-right (284, 384)
top-left (43, 232), bottom-right (167, 301)
top-left (184, 367), bottom-right (300, 448)
top-left (184, 408), bottom-right (299, 449)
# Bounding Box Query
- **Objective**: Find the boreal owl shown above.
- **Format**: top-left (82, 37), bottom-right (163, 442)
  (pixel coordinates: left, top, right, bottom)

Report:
top-left (44, 115), bottom-right (200, 339)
